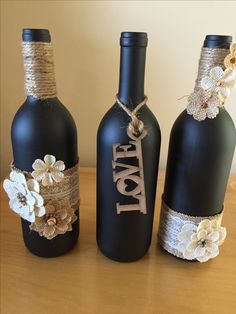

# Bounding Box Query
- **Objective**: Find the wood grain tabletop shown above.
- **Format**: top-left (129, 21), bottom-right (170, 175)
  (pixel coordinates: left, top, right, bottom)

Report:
top-left (1, 168), bottom-right (236, 314)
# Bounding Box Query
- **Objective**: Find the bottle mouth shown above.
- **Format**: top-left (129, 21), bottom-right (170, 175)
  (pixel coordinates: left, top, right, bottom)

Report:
top-left (203, 35), bottom-right (232, 49)
top-left (120, 32), bottom-right (148, 47)
top-left (22, 29), bottom-right (51, 42)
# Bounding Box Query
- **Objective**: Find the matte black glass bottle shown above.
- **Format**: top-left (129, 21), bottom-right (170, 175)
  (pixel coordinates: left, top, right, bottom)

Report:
top-left (11, 29), bottom-right (79, 257)
top-left (97, 32), bottom-right (161, 262)
top-left (163, 35), bottom-right (236, 218)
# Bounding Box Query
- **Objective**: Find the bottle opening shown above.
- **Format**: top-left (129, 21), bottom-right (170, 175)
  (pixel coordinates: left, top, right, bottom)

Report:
top-left (120, 32), bottom-right (148, 47)
top-left (203, 35), bottom-right (232, 49)
top-left (22, 29), bottom-right (51, 42)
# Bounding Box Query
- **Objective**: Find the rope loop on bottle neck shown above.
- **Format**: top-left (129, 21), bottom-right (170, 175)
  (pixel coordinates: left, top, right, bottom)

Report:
top-left (115, 95), bottom-right (148, 136)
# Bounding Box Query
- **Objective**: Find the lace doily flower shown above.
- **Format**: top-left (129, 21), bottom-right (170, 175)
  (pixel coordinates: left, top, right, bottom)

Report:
top-left (3, 171), bottom-right (45, 222)
top-left (32, 154), bottom-right (65, 186)
top-left (30, 199), bottom-right (77, 240)
top-left (224, 43), bottom-right (236, 69)
top-left (187, 90), bottom-right (221, 121)
top-left (201, 66), bottom-right (236, 101)
top-left (177, 219), bottom-right (226, 263)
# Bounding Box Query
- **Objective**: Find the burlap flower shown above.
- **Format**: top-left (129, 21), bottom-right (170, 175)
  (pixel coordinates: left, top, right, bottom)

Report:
top-left (32, 154), bottom-right (65, 186)
top-left (187, 89), bottom-right (221, 121)
top-left (224, 43), bottom-right (236, 69)
top-left (30, 199), bottom-right (77, 240)
top-left (201, 66), bottom-right (236, 101)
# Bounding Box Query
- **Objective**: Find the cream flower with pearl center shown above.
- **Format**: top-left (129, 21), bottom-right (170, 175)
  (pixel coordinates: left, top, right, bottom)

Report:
top-left (3, 171), bottom-right (45, 222)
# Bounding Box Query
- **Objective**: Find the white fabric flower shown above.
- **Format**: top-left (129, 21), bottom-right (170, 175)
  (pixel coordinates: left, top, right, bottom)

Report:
top-left (32, 154), bottom-right (65, 186)
top-left (187, 90), bottom-right (221, 121)
top-left (177, 219), bottom-right (226, 263)
top-left (3, 171), bottom-right (45, 222)
top-left (177, 223), bottom-right (197, 256)
top-left (201, 66), bottom-right (236, 101)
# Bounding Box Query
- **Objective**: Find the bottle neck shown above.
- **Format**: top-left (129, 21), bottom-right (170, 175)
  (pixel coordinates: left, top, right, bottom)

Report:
top-left (22, 41), bottom-right (57, 100)
top-left (118, 46), bottom-right (146, 109)
top-left (194, 46), bottom-right (229, 91)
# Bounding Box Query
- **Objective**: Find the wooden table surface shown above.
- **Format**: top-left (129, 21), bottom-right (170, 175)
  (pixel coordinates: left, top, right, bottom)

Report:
top-left (1, 168), bottom-right (236, 314)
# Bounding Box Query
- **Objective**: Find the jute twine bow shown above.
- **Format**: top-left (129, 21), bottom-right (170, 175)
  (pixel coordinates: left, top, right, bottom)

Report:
top-left (116, 95), bottom-right (147, 136)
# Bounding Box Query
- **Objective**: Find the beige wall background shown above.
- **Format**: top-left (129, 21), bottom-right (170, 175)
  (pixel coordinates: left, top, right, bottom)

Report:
top-left (1, 0), bottom-right (236, 180)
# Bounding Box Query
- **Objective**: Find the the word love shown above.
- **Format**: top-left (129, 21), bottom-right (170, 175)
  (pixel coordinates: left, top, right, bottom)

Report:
top-left (112, 129), bottom-right (147, 214)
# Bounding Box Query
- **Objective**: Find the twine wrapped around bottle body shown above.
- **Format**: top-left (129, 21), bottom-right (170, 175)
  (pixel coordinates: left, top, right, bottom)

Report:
top-left (158, 199), bottom-right (226, 262)
top-left (22, 42), bottom-right (57, 99)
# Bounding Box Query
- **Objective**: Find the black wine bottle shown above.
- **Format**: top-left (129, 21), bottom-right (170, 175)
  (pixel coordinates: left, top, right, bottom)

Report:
top-left (158, 35), bottom-right (236, 262)
top-left (97, 32), bottom-right (161, 262)
top-left (9, 29), bottom-right (79, 257)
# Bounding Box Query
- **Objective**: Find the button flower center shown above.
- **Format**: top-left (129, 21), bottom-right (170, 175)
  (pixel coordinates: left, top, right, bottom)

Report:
top-left (46, 166), bottom-right (53, 173)
top-left (17, 193), bottom-right (27, 205)
top-left (200, 100), bottom-right (208, 109)
top-left (198, 239), bottom-right (207, 247)
top-left (47, 217), bottom-right (57, 226)
top-left (216, 81), bottom-right (225, 88)
top-left (230, 57), bottom-right (236, 64)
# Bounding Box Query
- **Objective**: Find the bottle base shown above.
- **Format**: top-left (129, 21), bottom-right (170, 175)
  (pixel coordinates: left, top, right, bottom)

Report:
top-left (24, 238), bottom-right (79, 258)
top-left (97, 240), bottom-right (150, 263)
top-left (21, 219), bottom-right (79, 258)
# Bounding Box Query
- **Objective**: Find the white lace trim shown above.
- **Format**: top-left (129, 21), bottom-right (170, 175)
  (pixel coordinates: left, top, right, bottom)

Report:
top-left (158, 199), bottom-right (224, 260)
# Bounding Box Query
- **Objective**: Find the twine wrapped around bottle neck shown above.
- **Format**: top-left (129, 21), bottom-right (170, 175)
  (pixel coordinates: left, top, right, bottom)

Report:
top-left (22, 42), bottom-right (57, 99)
top-left (194, 47), bottom-right (229, 91)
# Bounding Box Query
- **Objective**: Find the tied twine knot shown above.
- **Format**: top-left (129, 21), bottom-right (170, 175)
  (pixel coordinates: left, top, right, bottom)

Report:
top-left (116, 95), bottom-right (148, 136)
